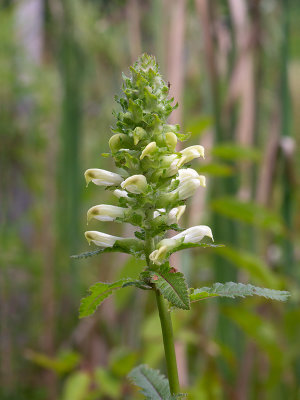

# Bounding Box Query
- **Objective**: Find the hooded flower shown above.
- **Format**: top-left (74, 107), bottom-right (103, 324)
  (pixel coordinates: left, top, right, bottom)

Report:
top-left (177, 145), bottom-right (205, 168)
top-left (85, 231), bottom-right (122, 247)
top-left (87, 205), bottom-right (127, 223)
top-left (84, 169), bottom-right (123, 187)
top-left (172, 225), bottom-right (213, 243)
top-left (149, 225), bottom-right (213, 264)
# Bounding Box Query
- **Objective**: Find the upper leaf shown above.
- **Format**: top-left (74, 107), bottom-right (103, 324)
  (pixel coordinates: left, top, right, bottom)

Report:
top-left (71, 239), bottom-right (145, 260)
top-left (167, 242), bottom-right (224, 257)
top-left (79, 278), bottom-right (133, 318)
top-left (150, 265), bottom-right (190, 310)
top-left (190, 282), bottom-right (290, 303)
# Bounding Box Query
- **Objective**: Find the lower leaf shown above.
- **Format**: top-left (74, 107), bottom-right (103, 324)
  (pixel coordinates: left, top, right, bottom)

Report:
top-left (79, 278), bottom-right (133, 318)
top-left (190, 282), bottom-right (290, 303)
top-left (150, 266), bottom-right (190, 310)
top-left (128, 364), bottom-right (172, 400)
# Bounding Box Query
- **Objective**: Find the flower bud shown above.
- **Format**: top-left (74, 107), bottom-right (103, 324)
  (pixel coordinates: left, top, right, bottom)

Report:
top-left (87, 205), bottom-right (127, 223)
top-left (149, 238), bottom-right (178, 264)
top-left (84, 169), bottom-right (123, 187)
top-left (172, 225), bottom-right (213, 243)
top-left (167, 205), bottom-right (186, 224)
top-left (165, 132), bottom-right (177, 151)
top-left (133, 127), bottom-right (147, 145)
top-left (153, 208), bottom-right (165, 219)
top-left (109, 133), bottom-right (130, 152)
top-left (177, 145), bottom-right (205, 168)
top-left (140, 142), bottom-right (157, 160)
top-left (161, 154), bottom-right (180, 177)
top-left (153, 206), bottom-right (186, 224)
top-left (121, 174), bottom-right (148, 194)
top-left (85, 231), bottom-right (122, 247)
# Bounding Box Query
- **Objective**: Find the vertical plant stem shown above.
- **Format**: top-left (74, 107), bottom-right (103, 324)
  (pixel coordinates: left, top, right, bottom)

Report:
top-left (145, 225), bottom-right (180, 395)
top-left (155, 290), bottom-right (181, 395)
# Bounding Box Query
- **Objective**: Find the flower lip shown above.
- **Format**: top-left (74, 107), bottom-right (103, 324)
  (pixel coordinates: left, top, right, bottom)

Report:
top-left (84, 169), bottom-right (123, 187)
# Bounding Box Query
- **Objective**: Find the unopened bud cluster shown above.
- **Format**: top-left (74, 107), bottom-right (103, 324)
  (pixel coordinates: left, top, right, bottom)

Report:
top-left (84, 54), bottom-right (212, 267)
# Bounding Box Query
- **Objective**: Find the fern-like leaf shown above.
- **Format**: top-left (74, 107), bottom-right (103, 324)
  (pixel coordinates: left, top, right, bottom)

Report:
top-left (190, 282), bottom-right (290, 303)
top-left (128, 364), bottom-right (173, 400)
top-left (150, 266), bottom-right (190, 310)
top-left (79, 278), bottom-right (132, 318)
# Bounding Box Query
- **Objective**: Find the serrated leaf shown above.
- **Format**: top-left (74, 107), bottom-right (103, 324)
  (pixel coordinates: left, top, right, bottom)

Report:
top-left (150, 266), bottom-right (190, 310)
top-left (168, 242), bottom-right (224, 257)
top-left (122, 280), bottom-right (152, 290)
top-left (128, 364), bottom-right (173, 400)
top-left (71, 249), bottom-right (104, 259)
top-left (79, 278), bottom-right (132, 318)
top-left (71, 239), bottom-right (145, 260)
top-left (190, 282), bottom-right (290, 303)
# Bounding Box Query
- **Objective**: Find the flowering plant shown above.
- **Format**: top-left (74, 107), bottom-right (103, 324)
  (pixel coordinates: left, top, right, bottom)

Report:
top-left (74, 55), bottom-right (289, 398)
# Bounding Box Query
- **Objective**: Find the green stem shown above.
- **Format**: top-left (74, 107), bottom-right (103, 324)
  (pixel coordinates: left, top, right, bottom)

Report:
top-left (155, 289), bottom-right (180, 395)
top-left (144, 224), bottom-right (180, 395)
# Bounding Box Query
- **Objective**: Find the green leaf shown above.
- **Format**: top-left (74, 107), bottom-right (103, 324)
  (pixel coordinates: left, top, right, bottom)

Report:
top-left (128, 364), bottom-right (173, 400)
top-left (211, 197), bottom-right (285, 235)
top-left (168, 242), bottom-right (224, 257)
top-left (150, 265), bottom-right (190, 310)
top-left (71, 249), bottom-right (103, 259)
top-left (190, 282), bottom-right (290, 302)
top-left (79, 278), bottom-right (133, 318)
top-left (25, 350), bottom-right (80, 375)
top-left (71, 239), bottom-right (145, 260)
top-left (212, 143), bottom-right (261, 161)
top-left (122, 280), bottom-right (152, 290)
top-left (61, 371), bottom-right (91, 400)
top-left (197, 163), bottom-right (234, 177)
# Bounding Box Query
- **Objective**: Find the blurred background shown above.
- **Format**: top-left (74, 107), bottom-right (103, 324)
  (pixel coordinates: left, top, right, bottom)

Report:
top-left (1, 0), bottom-right (300, 399)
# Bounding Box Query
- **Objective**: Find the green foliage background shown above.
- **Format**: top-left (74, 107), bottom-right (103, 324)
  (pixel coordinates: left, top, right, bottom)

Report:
top-left (1, 0), bottom-right (300, 399)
